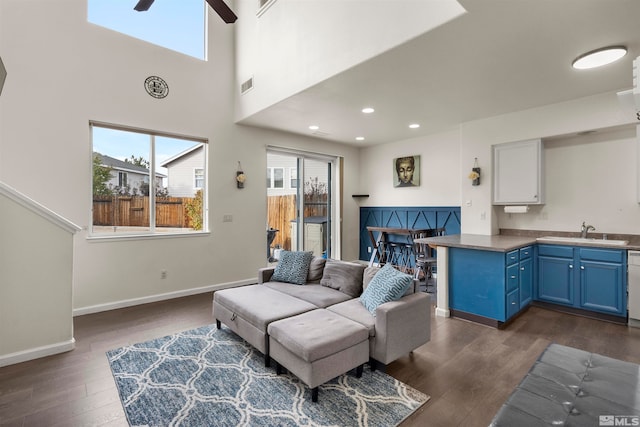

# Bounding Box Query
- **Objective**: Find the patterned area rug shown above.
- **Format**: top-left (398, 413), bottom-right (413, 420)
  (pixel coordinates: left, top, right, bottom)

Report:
top-left (107, 324), bottom-right (429, 427)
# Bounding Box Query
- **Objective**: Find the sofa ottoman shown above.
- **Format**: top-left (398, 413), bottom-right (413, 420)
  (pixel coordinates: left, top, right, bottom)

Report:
top-left (213, 284), bottom-right (317, 366)
top-left (267, 308), bottom-right (370, 402)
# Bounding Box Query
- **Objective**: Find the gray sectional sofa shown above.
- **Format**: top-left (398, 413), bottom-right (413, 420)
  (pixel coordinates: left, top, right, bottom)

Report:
top-left (213, 256), bottom-right (432, 370)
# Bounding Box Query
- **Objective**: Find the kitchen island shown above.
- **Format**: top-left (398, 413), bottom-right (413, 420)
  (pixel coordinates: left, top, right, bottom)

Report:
top-left (417, 233), bottom-right (634, 327)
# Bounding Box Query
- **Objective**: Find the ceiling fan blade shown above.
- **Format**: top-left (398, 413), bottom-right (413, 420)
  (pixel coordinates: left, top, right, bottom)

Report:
top-left (205, 0), bottom-right (238, 23)
top-left (134, 0), bottom-right (155, 12)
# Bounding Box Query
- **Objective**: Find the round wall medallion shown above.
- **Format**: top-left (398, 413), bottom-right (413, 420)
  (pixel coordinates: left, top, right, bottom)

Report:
top-left (144, 76), bottom-right (169, 99)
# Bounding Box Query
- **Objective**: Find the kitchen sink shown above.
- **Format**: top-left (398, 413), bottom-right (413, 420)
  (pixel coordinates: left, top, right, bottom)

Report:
top-left (536, 236), bottom-right (628, 246)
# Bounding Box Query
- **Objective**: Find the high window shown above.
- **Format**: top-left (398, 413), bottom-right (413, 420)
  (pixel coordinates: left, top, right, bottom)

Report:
top-left (87, 0), bottom-right (206, 60)
top-left (91, 122), bottom-right (207, 237)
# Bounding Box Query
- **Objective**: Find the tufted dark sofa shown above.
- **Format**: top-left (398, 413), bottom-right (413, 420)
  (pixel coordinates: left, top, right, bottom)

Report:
top-left (490, 343), bottom-right (640, 426)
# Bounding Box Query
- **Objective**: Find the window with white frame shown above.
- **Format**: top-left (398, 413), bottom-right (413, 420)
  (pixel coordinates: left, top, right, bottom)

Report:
top-left (290, 168), bottom-right (297, 189)
top-left (118, 171), bottom-right (128, 188)
top-left (194, 168), bottom-right (204, 189)
top-left (91, 122), bottom-right (207, 236)
top-left (274, 167), bottom-right (284, 188)
top-left (267, 167), bottom-right (284, 189)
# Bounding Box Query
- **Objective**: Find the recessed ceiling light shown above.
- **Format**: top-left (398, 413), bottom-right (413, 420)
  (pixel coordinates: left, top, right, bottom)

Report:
top-left (308, 125), bottom-right (319, 130)
top-left (361, 107), bottom-right (375, 114)
top-left (572, 46), bottom-right (627, 70)
top-left (409, 123), bottom-right (420, 129)
top-left (355, 136), bottom-right (365, 141)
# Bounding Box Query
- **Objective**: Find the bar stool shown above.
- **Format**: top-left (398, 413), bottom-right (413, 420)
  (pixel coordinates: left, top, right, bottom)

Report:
top-left (413, 228), bottom-right (445, 281)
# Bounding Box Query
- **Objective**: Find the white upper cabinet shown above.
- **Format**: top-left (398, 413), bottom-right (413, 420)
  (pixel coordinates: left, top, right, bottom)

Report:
top-left (492, 139), bottom-right (544, 205)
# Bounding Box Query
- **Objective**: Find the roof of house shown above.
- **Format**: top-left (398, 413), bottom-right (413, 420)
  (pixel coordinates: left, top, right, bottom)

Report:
top-left (94, 153), bottom-right (167, 178)
top-left (160, 145), bottom-right (203, 168)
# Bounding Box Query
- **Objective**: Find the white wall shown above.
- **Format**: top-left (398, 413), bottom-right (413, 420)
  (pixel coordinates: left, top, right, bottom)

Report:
top-left (0, 0), bottom-right (361, 316)
top-left (235, 0), bottom-right (465, 121)
top-left (0, 186), bottom-right (78, 366)
top-left (358, 128), bottom-right (462, 207)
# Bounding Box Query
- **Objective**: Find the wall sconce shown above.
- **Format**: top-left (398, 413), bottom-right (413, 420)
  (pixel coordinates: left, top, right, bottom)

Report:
top-left (468, 158), bottom-right (480, 186)
top-left (236, 161), bottom-right (246, 189)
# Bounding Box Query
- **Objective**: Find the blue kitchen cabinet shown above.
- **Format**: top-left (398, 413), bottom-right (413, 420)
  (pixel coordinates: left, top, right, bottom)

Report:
top-left (579, 248), bottom-right (626, 315)
top-left (449, 245), bottom-right (533, 323)
top-left (537, 245), bottom-right (574, 305)
top-left (536, 245), bottom-right (627, 317)
top-left (450, 248), bottom-right (506, 321)
top-left (519, 246), bottom-right (534, 307)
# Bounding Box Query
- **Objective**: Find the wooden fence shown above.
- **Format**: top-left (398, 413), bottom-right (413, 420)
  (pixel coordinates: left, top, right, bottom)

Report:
top-left (94, 194), bottom-right (325, 238)
top-left (93, 196), bottom-right (196, 228)
top-left (267, 194), bottom-right (328, 250)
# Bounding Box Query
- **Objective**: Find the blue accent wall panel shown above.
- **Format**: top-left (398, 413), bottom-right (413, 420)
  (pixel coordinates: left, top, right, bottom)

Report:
top-left (359, 206), bottom-right (461, 261)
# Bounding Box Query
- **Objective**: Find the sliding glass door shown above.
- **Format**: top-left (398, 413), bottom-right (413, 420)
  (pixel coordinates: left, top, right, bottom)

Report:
top-left (266, 149), bottom-right (339, 261)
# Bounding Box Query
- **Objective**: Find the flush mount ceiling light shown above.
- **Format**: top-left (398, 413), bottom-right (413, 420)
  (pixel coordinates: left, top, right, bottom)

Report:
top-left (308, 125), bottom-right (319, 130)
top-left (572, 46), bottom-right (627, 70)
top-left (355, 136), bottom-right (365, 141)
top-left (409, 123), bottom-right (420, 129)
top-left (361, 107), bottom-right (375, 114)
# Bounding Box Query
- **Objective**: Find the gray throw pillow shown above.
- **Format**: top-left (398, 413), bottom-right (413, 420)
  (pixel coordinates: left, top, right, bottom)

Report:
top-left (307, 257), bottom-right (327, 283)
top-left (271, 251), bottom-right (314, 285)
top-left (320, 260), bottom-right (366, 297)
top-left (363, 266), bottom-right (381, 290)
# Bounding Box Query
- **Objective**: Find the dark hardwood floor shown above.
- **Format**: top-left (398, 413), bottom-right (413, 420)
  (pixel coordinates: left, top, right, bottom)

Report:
top-left (1, 292), bottom-right (639, 426)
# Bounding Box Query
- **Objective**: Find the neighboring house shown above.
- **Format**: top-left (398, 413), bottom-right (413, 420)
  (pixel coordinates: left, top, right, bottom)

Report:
top-left (160, 145), bottom-right (205, 198)
top-left (267, 152), bottom-right (328, 197)
top-left (95, 153), bottom-right (165, 196)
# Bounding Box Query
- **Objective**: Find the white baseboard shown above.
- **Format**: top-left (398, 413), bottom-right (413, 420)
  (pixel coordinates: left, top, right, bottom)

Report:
top-left (435, 307), bottom-right (450, 318)
top-left (73, 279), bottom-right (256, 317)
top-left (0, 338), bottom-right (76, 368)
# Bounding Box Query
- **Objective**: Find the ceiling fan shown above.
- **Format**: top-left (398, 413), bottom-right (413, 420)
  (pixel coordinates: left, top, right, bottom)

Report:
top-left (134, 0), bottom-right (237, 24)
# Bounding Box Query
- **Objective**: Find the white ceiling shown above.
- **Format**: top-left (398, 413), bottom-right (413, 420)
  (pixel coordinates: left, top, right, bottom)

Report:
top-left (238, 0), bottom-right (640, 146)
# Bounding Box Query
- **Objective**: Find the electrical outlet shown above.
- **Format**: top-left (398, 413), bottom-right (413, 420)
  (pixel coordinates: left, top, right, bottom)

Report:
top-left (161, 270), bottom-right (167, 279)
top-left (223, 214), bottom-right (233, 223)
top-left (368, 246), bottom-right (372, 253)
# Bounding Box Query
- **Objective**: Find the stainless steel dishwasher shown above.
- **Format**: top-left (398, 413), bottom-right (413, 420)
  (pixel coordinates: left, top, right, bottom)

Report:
top-left (628, 251), bottom-right (640, 328)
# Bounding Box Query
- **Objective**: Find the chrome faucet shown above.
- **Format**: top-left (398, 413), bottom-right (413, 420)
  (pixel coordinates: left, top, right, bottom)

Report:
top-left (580, 221), bottom-right (595, 238)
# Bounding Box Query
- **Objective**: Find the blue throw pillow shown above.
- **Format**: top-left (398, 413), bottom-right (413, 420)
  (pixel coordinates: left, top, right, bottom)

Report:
top-left (359, 264), bottom-right (413, 315)
top-left (271, 250), bottom-right (314, 285)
